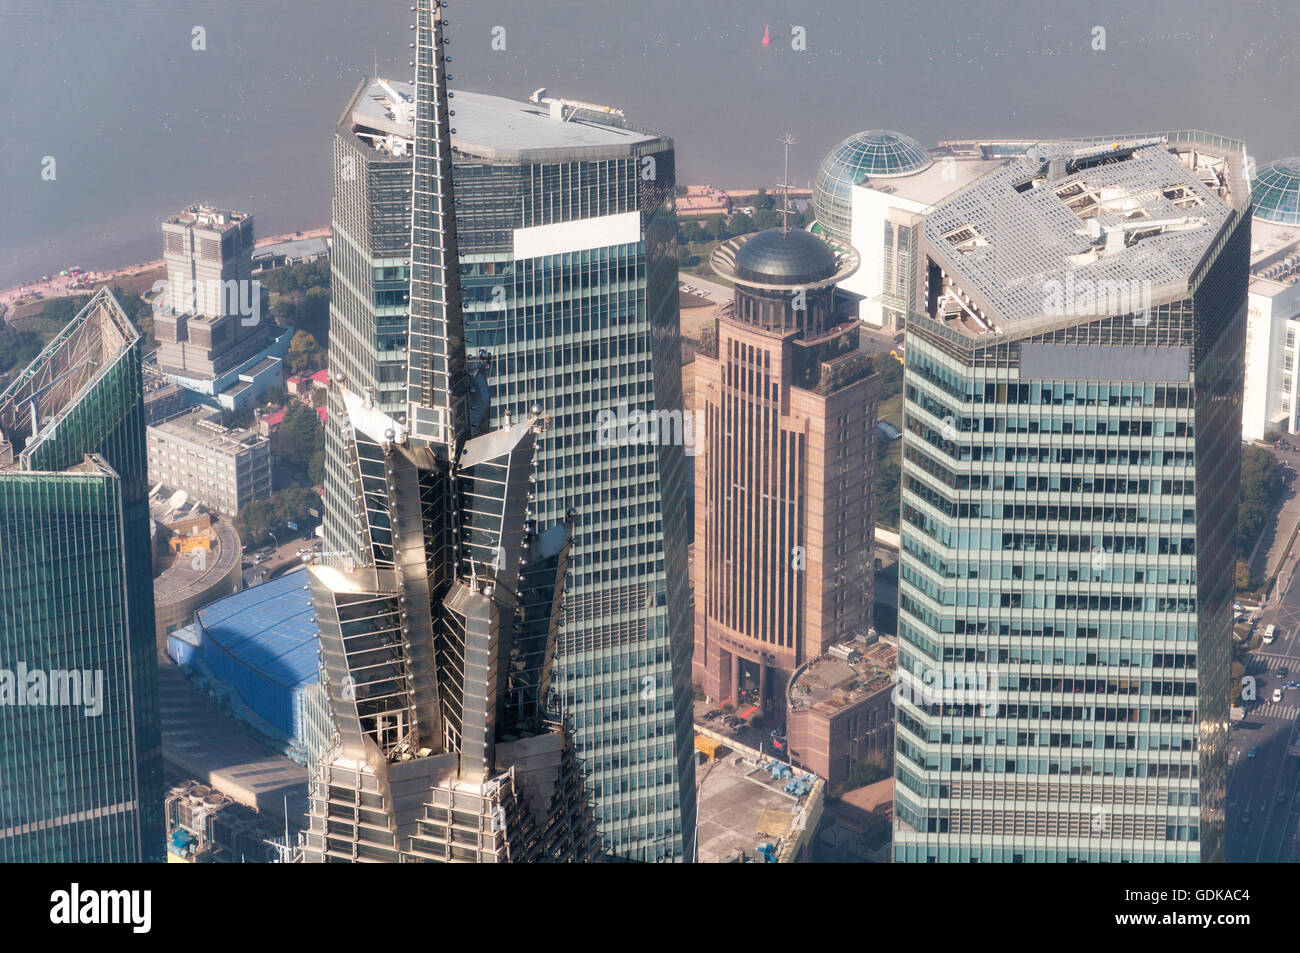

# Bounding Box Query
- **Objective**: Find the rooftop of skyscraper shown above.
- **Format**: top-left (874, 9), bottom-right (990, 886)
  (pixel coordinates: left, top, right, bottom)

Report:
top-left (164, 204), bottom-right (251, 233)
top-left (922, 133), bottom-right (1252, 334)
top-left (0, 287), bottom-right (138, 471)
top-left (346, 77), bottom-right (664, 162)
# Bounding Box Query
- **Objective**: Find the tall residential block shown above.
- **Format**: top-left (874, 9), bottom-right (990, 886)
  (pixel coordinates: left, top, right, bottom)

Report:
top-left (322, 77), bottom-right (696, 859)
top-left (0, 288), bottom-right (163, 861)
top-left (301, 0), bottom-right (600, 863)
top-left (693, 226), bottom-right (878, 735)
top-left (155, 204), bottom-right (286, 409)
top-left (893, 133), bottom-right (1251, 862)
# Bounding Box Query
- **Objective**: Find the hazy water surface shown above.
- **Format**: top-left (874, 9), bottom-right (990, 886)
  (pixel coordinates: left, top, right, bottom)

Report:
top-left (2, 0), bottom-right (1298, 286)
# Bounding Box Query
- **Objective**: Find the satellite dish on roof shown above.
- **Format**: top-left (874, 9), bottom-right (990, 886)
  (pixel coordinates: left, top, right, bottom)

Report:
top-left (166, 490), bottom-right (188, 512)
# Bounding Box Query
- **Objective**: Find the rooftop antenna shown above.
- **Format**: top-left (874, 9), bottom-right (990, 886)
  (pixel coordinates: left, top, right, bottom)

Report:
top-left (779, 133), bottom-right (796, 232)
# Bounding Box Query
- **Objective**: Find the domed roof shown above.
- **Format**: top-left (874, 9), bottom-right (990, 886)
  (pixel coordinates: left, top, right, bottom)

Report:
top-left (732, 228), bottom-right (839, 285)
top-left (1252, 157), bottom-right (1300, 226)
top-left (812, 130), bottom-right (932, 243)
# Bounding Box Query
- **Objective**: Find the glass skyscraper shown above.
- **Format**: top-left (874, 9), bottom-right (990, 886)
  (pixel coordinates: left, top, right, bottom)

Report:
top-left (0, 288), bottom-right (163, 862)
top-left (323, 76), bottom-right (695, 859)
top-left (893, 133), bottom-right (1250, 862)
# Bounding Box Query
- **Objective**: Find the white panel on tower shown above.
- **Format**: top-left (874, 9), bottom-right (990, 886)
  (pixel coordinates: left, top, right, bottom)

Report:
top-left (511, 211), bottom-right (641, 261)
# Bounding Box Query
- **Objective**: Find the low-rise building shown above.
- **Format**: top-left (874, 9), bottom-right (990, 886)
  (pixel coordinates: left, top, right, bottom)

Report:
top-left (147, 407), bottom-right (271, 515)
top-left (151, 504), bottom-right (243, 651)
top-left (1241, 157), bottom-right (1300, 440)
top-left (786, 634), bottom-right (896, 789)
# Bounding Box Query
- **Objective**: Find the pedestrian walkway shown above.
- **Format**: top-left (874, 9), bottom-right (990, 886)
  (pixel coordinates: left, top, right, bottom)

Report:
top-left (1251, 702), bottom-right (1299, 720)
top-left (1249, 655), bottom-right (1295, 672)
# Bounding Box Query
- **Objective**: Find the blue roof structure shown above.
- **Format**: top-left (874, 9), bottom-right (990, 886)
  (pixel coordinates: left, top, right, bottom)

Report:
top-left (195, 570), bottom-right (318, 691)
top-left (191, 570), bottom-right (321, 742)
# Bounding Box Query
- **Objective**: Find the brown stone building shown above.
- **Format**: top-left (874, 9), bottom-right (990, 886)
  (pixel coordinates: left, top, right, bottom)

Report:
top-left (786, 635), bottom-right (896, 788)
top-left (692, 225), bottom-right (878, 721)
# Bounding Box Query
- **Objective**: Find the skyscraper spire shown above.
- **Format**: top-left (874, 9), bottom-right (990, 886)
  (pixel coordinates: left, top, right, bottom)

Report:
top-left (406, 0), bottom-right (469, 456)
top-left (299, 0), bottom-right (600, 862)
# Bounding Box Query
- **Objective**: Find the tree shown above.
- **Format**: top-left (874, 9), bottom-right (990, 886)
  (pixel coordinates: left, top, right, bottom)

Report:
top-left (0, 326), bottom-right (44, 376)
top-left (727, 212), bottom-right (758, 237)
top-left (751, 209), bottom-right (784, 230)
top-left (235, 486), bottom-right (321, 546)
top-left (260, 259), bottom-right (330, 295)
top-left (288, 330), bottom-right (323, 376)
top-left (876, 353), bottom-right (904, 401)
top-left (308, 449), bottom-right (325, 487)
top-left (706, 214), bottom-right (729, 241)
top-left (221, 407), bottom-right (254, 430)
top-left (877, 459), bottom-right (902, 529)
top-left (679, 221), bottom-right (708, 245)
top-left (1236, 559), bottom-right (1252, 591)
top-left (1238, 446), bottom-right (1284, 559)
top-left (271, 402), bottom-right (324, 471)
top-left (262, 385), bottom-right (287, 407)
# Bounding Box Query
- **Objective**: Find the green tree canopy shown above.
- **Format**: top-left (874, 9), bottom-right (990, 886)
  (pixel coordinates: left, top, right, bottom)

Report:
top-left (271, 402), bottom-right (324, 470)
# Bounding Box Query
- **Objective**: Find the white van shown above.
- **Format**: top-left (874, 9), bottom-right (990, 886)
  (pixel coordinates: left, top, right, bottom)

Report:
top-left (1272, 688), bottom-right (1284, 703)
top-left (1264, 624), bottom-right (1277, 645)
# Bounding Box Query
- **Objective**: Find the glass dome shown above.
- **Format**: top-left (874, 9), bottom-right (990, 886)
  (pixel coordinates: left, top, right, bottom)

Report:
top-left (812, 130), bottom-right (932, 243)
top-left (733, 227), bottom-right (838, 285)
top-left (1252, 157), bottom-right (1300, 226)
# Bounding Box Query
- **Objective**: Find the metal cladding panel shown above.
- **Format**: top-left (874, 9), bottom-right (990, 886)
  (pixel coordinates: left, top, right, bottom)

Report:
top-left (1019, 343), bottom-right (1192, 382)
top-left (386, 443), bottom-right (443, 749)
top-left (454, 586), bottom-right (499, 776)
top-left (307, 570), bottom-right (374, 758)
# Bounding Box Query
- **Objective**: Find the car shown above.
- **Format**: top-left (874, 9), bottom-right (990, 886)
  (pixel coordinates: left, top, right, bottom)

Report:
top-left (1242, 809), bottom-right (1251, 824)
top-left (1279, 667), bottom-right (1289, 678)
top-left (1280, 791), bottom-right (1289, 803)
top-left (1273, 689), bottom-right (1284, 703)
top-left (1248, 746), bottom-right (1259, 758)
top-left (1285, 681), bottom-right (1300, 690)
top-left (703, 709), bottom-right (723, 721)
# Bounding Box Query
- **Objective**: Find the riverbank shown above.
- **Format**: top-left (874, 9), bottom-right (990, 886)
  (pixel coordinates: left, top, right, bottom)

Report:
top-left (0, 226), bottom-right (331, 319)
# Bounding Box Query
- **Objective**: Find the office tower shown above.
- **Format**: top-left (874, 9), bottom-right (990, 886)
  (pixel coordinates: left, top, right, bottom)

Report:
top-left (301, 0), bottom-right (600, 863)
top-left (161, 204), bottom-right (255, 318)
top-left (693, 227), bottom-right (878, 730)
top-left (323, 81), bottom-right (696, 859)
top-left (0, 288), bottom-right (163, 862)
top-left (154, 204), bottom-right (286, 409)
top-left (893, 133), bottom-right (1251, 862)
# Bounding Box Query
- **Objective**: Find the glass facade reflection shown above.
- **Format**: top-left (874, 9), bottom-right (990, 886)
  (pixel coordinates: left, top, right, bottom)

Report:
top-left (324, 81), bottom-right (694, 860)
top-left (893, 142), bottom-right (1249, 863)
top-left (0, 289), bottom-right (162, 862)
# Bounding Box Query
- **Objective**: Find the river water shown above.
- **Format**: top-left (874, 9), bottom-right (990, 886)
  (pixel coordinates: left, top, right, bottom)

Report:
top-left (2, 0), bottom-right (1297, 287)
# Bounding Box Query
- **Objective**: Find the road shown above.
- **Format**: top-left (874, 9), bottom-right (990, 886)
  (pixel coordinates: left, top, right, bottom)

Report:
top-left (1227, 446), bottom-right (1300, 861)
top-left (240, 531), bottom-right (319, 588)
